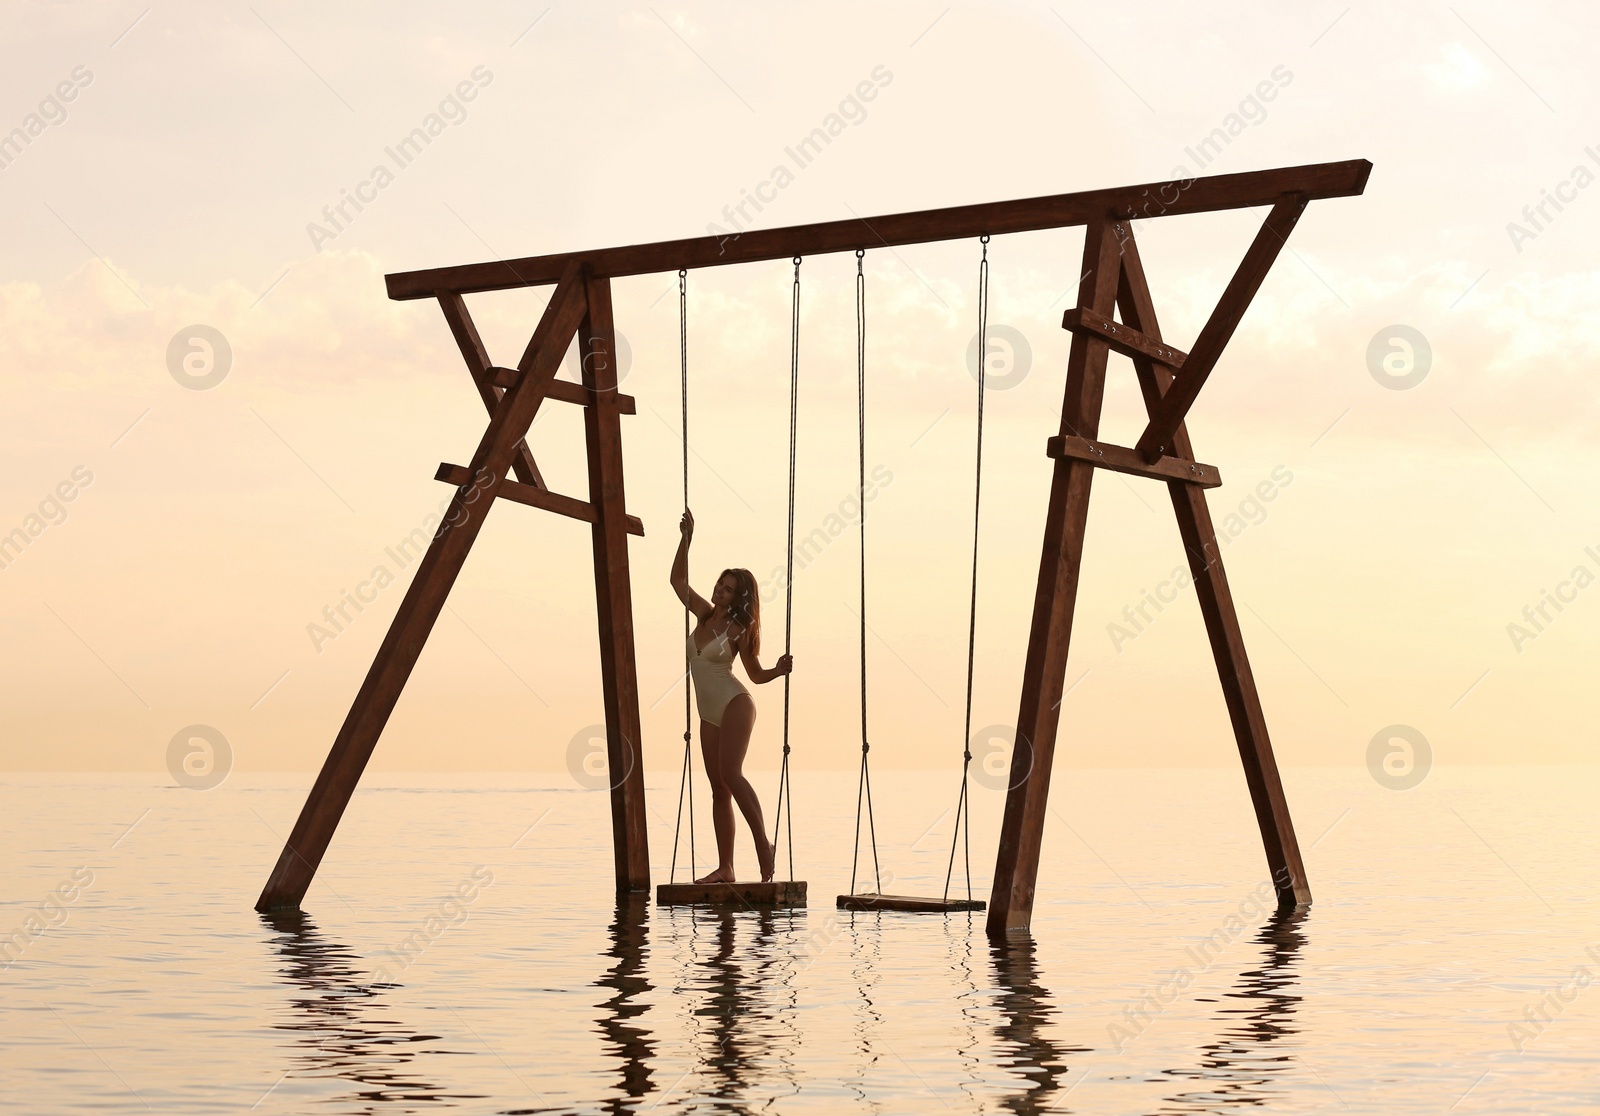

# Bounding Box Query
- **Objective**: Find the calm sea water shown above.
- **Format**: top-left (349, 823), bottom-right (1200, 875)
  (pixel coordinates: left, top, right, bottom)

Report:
top-left (2, 765), bottom-right (1596, 1115)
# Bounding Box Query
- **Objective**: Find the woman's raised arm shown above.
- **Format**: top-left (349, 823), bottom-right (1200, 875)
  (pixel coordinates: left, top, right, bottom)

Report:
top-left (737, 638), bottom-right (793, 685)
top-left (670, 509), bottom-right (713, 620)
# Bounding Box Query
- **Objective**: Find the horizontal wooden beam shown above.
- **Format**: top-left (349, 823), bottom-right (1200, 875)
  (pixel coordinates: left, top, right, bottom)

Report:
top-left (435, 463), bottom-right (643, 536)
top-left (387, 160), bottom-right (1371, 299)
top-left (1063, 306), bottom-right (1186, 368)
top-left (1046, 435), bottom-right (1221, 488)
top-left (488, 367), bottom-right (636, 414)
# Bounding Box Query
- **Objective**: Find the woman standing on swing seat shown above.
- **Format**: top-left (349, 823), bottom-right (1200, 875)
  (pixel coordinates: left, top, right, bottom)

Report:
top-left (671, 508), bottom-right (793, 884)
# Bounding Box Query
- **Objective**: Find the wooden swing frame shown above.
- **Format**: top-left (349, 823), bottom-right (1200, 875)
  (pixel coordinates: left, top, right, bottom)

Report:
top-left (255, 159), bottom-right (1371, 939)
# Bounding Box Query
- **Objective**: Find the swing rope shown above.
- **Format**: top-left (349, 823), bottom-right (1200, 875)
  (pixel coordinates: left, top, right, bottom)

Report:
top-left (848, 248), bottom-right (883, 898)
top-left (668, 268), bottom-right (697, 884)
top-left (943, 235), bottom-right (989, 905)
top-left (770, 256), bottom-right (802, 884)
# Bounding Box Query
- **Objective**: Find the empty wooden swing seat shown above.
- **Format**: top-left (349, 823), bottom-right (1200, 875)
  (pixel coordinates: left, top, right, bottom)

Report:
top-left (656, 879), bottom-right (807, 908)
top-left (836, 892), bottom-right (984, 913)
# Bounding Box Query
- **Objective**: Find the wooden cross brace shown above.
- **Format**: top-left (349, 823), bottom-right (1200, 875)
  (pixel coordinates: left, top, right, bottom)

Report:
top-left (256, 261), bottom-right (651, 912)
top-left (987, 206), bottom-right (1313, 937)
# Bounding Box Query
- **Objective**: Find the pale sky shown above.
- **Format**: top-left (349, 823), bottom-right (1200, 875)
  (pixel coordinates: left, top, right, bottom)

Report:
top-left (1, 1), bottom-right (1596, 775)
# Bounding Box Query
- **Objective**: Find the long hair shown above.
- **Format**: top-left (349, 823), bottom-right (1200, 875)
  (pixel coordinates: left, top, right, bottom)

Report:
top-left (719, 567), bottom-right (761, 655)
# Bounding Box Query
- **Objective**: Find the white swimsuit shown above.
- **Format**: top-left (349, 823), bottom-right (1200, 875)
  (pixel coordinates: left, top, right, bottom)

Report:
top-left (687, 629), bottom-right (750, 727)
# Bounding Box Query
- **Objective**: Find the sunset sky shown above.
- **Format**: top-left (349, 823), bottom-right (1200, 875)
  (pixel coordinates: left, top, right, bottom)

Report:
top-left (2, 1), bottom-right (1596, 776)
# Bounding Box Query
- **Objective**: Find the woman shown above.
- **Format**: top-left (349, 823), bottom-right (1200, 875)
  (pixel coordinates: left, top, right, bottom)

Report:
top-left (670, 509), bottom-right (793, 884)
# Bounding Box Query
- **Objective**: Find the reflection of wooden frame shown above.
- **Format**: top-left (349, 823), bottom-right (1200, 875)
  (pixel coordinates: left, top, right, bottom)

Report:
top-left (255, 161), bottom-right (1371, 939)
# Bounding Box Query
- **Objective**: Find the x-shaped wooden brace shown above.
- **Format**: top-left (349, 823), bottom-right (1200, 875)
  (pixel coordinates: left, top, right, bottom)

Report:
top-left (989, 200), bottom-right (1312, 936)
top-left (434, 284), bottom-right (644, 535)
top-left (1051, 193), bottom-right (1307, 478)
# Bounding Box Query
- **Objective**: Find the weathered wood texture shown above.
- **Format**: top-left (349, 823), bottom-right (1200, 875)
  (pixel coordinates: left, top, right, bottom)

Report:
top-left (986, 219), bottom-right (1124, 938)
top-left (1134, 195), bottom-right (1308, 461)
top-left (1114, 223), bottom-right (1310, 908)
top-left (1046, 435), bottom-right (1221, 488)
top-left (579, 273), bottom-right (652, 893)
top-left (386, 161), bottom-right (1371, 299)
top-left (837, 893), bottom-right (986, 913)
top-left (987, 204), bottom-right (1321, 935)
top-left (1062, 306), bottom-right (1186, 368)
top-left (489, 366), bottom-right (637, 413)
top-left (656, 880), bottom-right (808, 907)
top-left (437, 291), bottom-right (545, 490)
top-left (433, 463), bottom-right (644, 535)
top-left (257, 264), bottom-right (590, 912)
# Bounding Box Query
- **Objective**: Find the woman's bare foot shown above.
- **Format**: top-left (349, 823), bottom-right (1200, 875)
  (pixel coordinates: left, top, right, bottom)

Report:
top-left (695, 867), bottom-right (735, 884)
top-left (756, 840), bottom-right (776, 883)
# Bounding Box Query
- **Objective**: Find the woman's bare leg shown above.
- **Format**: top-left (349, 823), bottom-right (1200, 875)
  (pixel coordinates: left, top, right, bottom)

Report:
top-left (716, 695), bottom-right (776, 882)
top-left (697, 721), bottom-right (736, 884)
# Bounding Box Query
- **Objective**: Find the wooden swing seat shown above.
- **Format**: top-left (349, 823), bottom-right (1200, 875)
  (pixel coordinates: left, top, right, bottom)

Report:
top-left (655, 879), bottom-right (807, 907)
top-left (836, 893), bottom-right (985, 913)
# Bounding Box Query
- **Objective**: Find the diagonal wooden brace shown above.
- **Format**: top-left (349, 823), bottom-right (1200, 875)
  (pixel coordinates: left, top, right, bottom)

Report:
top-left (437, 290), bottom-right (547, 490)
top-left (1133, 194), bottom-right (1307, 461)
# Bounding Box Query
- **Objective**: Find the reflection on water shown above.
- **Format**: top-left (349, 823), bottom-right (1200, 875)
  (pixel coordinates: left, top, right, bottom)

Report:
top-left (690, 907), bottom-right (802, 1109)
top-left (589, 904), bottom-right (1096, 1115)
top-left (260, 910), bottom-right (483, 1113)
top-left (948, 921), bottom-right (989, 1107)
top-left (843, 909), bottom-right (884, 1109)
top-left (608, 905), bottom-right (804, 1113)
top-left (261, 898), bottom-right (1302, 1115)
top-left (1158, 907), bottom-right (1308, 1113)
top-left (6, 770), bottom-right (1589, 1114)
top-left (990, 936), bottom-right (1091, 1115)
top-left (593, 896), bottom-right (656, 1112)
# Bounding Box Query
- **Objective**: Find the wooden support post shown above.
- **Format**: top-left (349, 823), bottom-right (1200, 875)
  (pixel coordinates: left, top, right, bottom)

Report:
top-left (576, 271), bottom-right (652, 894)
top-left (255, 263), bottom-right (589, 912)
top-left (1114, 223), bottom-right (1310, 908)
top-left (987, 219), bottom-right (1123, 938)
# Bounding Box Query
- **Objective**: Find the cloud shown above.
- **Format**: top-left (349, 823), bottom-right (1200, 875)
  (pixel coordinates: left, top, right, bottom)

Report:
top-left (1425, 42), bottom-right (1492, 93)
top-left (10, 239), bottom-right (1600, 446)
top-left (0, 250), bottom-right (453, 394)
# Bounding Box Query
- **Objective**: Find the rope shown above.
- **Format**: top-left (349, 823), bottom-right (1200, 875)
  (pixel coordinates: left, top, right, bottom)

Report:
top-left (771, 256), bottom-right (802, 884)
top-left (848, 249), bottom-right (882, 898)
top-left (668, 268), bottom-right (696, 883)
top-left (944, 235), bottom-right (989, 904)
